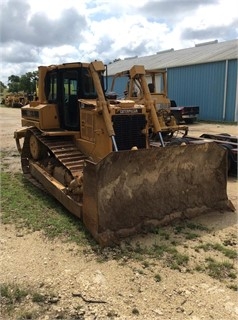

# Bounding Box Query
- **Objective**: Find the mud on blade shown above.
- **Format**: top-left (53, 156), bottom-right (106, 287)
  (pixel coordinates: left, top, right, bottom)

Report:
top-left (83, 142), bottom-right (233, 246)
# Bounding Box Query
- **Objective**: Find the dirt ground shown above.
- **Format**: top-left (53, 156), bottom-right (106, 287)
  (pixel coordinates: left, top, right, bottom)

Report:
top-left (0, 107), bottom-right (238, 320)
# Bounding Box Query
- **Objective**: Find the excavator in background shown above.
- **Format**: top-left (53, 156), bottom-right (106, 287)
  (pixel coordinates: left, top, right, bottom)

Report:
top-left (14, 61), bottom-right (233, 246)
top-left (4, 92), bottom-right (32, 108)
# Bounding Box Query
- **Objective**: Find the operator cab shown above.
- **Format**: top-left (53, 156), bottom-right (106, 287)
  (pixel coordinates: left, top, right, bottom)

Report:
top-left (45, 65), bottom-right (106, 131)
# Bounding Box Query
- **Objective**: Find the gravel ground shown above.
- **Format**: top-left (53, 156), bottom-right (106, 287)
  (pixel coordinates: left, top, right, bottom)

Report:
top-left (0, 107), bottom-right (237, 320)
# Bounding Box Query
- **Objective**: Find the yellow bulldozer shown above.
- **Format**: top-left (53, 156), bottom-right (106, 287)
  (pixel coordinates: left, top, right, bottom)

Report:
top-left (5, 92), bottom-right (29, 108)
top-left (14, 61), bottom-right (233, 246)
top-left (110, 67), bottom-right (189, 145)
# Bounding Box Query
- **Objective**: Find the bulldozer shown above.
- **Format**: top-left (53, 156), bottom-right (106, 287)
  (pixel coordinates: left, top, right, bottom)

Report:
top-left (14, 61), bottom-right (233, 246)
top-left (110, 67), bottom-right (189, 145)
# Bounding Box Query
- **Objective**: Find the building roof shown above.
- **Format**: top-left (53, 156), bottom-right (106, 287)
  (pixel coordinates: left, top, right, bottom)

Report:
top-left (107, 39), bottom-right (238, 76)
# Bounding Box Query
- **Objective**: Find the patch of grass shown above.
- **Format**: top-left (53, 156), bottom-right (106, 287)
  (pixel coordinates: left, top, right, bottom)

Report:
top-left (185, 222), bottom-right (210, 231)
top-left (152, 243), bottom-right (171, 258)
top-left (213, 243), bottom-right (237, 259)
top-left (150, 227), bottom-right (170, 240)
top-left (196, 242), bottom-right (237, 259)
top-left (0, 282), bottom-right (28, 305)
top-left (152, 243), bottom-right (189, 268)
top-left (166, 251), bottom-right (189, 270)
top-left (17, 310), bottom-right (37, 320)
top-left (32, 292), bottom-right (46, 303)
top-left (0, 282), bottom-right (29, 316)
top-left (205, 258), bottom-right (236, 280)
top-left (227, 284), bottom-right (238, 291)
top-left (1, 171), bottom-right (95, 246)
top-left (194, 264), bottom-right (204, 272)
top-left (184, 232), bottom-right (200, 240)
top-left (0, 282), bottom-right (60, 319)
top-left (127, 242), bottom-right (190, 271)
top-left (173, 221), bottom-right (209, 234)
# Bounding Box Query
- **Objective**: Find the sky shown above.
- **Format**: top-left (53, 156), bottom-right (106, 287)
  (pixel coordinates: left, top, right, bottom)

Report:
top-left (0, 0), bottom-right (237, 85)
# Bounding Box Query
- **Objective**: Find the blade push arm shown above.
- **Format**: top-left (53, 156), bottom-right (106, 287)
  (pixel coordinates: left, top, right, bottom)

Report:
top-left (89, 61), bottom-right (118, 151)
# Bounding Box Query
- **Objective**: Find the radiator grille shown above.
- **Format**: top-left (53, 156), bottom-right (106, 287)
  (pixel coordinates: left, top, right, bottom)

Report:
top-left (112, 114), bottom-right (147, 150)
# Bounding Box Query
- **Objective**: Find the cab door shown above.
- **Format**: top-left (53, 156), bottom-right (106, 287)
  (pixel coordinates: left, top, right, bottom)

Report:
top-left (61, 70), bottom-right (80, 130)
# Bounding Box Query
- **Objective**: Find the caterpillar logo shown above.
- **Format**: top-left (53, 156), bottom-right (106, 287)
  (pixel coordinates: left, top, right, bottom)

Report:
top-left (117, 108), bottom-right (141, 114)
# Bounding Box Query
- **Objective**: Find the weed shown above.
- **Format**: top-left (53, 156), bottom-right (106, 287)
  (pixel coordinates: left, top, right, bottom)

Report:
top-left (17, 310), bottom-right (36, 319)
top-left (152, 243), bottom-right (170, 258)
top-left (173, 222), bottom-right (209, 237)
top-left (197, 242), bottom-right (237, 259)
top-left (32, 292), bottom-right (46, 303)
top-left (213, 243), bottom-right (237, 259)
top-left (151, 227), bottom-right (170, 240)
top-left (154, 274), bottom-right (162, 282)
top-left (194, 264), bottom-right (204, 272)
top-left (185, 222), bottom-right (209, 231)
top-left (151, 243), bottom-right (189, 270)
top-left (205, 258), bottom-right (235, 279)
top-left (227, 284), bottom-right (238, 291)
top-left (184, 232), bottom-right (200, 240)
top-left (166, 251), bottom-right (189, 270)
top-left (0, 283), bottom-right (28, 305)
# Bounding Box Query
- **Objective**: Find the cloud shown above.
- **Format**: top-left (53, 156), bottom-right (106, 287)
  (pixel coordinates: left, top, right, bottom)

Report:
top-left (28, 9), bottom-right (87, 46)
top-left (138, 0), bottom-right (218, 22)
top-left (0, 0), bottom-right (237, 85)
top-left (1, 43), bottom-right (39, 63)
top-left (1, 0), bottom-right (87, 47)
top-left (182, 18), bottom-right (238, 41)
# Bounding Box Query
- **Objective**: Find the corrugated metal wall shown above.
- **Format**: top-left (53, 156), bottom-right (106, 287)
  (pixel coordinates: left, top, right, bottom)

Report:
top-left (107, 59), bottom-right (237, 122)
top-left (167, 60), bottom-right (237, 122)
top-left (225, 60), bottom-right (237, 122)
top-left (107, 76), bottom-right (127, 99)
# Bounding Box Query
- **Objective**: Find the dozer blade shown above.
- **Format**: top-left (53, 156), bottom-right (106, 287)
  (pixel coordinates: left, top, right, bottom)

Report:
top-left (83, 142), bottom-right (234, 246)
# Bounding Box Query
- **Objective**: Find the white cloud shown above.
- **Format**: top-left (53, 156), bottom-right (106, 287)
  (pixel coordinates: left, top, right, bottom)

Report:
top-left (0, 0), bottom-right (237, 85)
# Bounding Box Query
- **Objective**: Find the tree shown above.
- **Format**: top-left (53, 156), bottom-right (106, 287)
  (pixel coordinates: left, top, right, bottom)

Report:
top-left (0, 81), bottom-right (6, 93)
top-left (7, 71), bottom-right (38, 94)
top-left (19, 71), bottom-right (38, 93)
top-left (8, 75), bottom-right (20, 92)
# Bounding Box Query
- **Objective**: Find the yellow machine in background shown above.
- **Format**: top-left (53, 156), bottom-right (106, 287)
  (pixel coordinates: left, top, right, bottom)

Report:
top-left (110, 67), bottom-right (189, 143)
top-left (14, 61), bottom-right (233, 246)
top-left (4, 92), bottom-right (30, 108)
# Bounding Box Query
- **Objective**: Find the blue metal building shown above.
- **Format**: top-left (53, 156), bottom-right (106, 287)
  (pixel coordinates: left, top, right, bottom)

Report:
top-left (107, 39), bottom-right (238, 123)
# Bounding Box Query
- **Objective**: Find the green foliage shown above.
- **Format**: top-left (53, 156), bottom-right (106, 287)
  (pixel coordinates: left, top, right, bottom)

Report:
top-left (196, 242), bottom-right (237, 259)
top-left (0, 80), bottom-right (7, 93)
top-left (0, 283), bottom-right (28, 305)
top-left (205, 258), bottom-right (236, 280)
top-left (227, 284), bottom-right (238, 291)
top-left (7, 71), bottom-right (38, 93)
top-left (32, 292), bottom-right (46, 303)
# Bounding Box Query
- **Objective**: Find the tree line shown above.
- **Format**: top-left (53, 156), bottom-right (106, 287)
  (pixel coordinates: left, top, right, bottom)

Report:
top-left (0, 71), bottom-right (38, 94)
